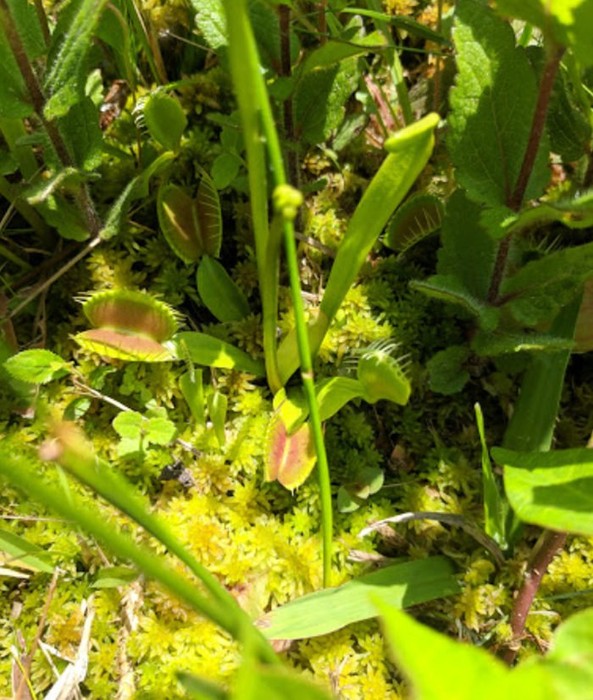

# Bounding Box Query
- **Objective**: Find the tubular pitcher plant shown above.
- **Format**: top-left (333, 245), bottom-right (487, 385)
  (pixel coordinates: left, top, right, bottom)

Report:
top-left (218, 0), bottom-right (439, 585)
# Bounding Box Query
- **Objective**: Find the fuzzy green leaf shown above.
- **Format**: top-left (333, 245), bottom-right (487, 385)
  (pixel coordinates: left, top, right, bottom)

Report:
top-left (259, 557), bottom-right (459, 640)
top-left (44, 0), bottom-right (110, 118)
top-left (4, 349), bottom-right (69, 384)
top-left (437, 190), bottom-right (498, 299)
top-left (197, 256), bottom-right (250, 322)
top-left (411, 275), bottom-right (500, 330)
top-left (58, 97), bottom-right (103, 170)
top-left (449, 0), bottom-right (549, 207)
top-left (294, 59), bottom-right (359, 145)
top-left (495, 447), bottom-right (593, 535)
top-left (501, 241), bottom-right (593, 326)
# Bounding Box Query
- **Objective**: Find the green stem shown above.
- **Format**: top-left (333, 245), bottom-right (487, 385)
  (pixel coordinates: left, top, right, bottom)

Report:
top-left (224, 0), bottom-right (333, 586)
top-left (0, 448), bottom-right (277, 664)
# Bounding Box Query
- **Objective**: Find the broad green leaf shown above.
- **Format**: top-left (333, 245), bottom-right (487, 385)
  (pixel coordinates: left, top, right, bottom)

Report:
top-left (437, 190), bottom-right (498, 299)
top-left (495, 0), bottom-right (593, 66)
top-left (501, 241), bottom-right (593, 326)
top-left (4, 349), bottom-right (69, 384)
top-left (449, 0), bottom-right (549, 207)
top-left (91, 565), bottom-right (138, 589)
top-left (259, 557), bottom-right (459, 640)
top-left (376, 602), bottom-right (551, 700)
top-left (294, 60), bottom-right (359, 145)
top-left (197, 256), bottom-right (250, 322)
top-left (0, 526), bottom-right (54, 574)
top-left (44, 0), bottom-right (110, 118)
top-left (174, 332), bottom-right (265, 375)
top-left (411, 275), bottom-right (500, 330)
top-left (475, 404), bottom-right (508, 547)
top-left (142, 90), bottom-right (187, 151)
top-left (95, 5), bottom-right (134, 85)
top-left (494, 446), bottom-right (593, 535)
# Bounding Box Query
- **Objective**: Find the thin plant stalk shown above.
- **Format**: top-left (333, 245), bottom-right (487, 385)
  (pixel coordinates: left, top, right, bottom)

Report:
top-left (3, 441), bottom-right (279, 665)
top-left (223, 0), bottom-right (334, 586)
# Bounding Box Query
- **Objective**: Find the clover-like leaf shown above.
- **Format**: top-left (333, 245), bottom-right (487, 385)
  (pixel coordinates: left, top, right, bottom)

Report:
top-left (4, 349), bottom-right (69, 384)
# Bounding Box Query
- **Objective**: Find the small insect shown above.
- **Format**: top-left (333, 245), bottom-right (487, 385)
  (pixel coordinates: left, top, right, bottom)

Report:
top-left (99, 79), bottom-right (130, 131)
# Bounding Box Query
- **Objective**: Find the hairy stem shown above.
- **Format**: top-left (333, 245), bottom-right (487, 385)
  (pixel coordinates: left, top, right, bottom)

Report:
top-left (487, 45), bottom-right (564, 304)
top-left (501, 530), bottom-right (567, 665)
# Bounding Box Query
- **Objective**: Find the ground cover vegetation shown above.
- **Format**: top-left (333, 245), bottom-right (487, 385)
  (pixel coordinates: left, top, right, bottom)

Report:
top-left (1, 0), bottom-right (593, 697)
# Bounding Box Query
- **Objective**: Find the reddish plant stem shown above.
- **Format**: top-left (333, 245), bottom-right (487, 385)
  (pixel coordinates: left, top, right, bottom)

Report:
top-left (278, 4), bottom-right (298, 188)
top-left (487, 45), bottom-right (564, 304)
top-left (501, 529), bottom-right (567, 665)
top-left (318, 0), bottom-right (327, 43)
